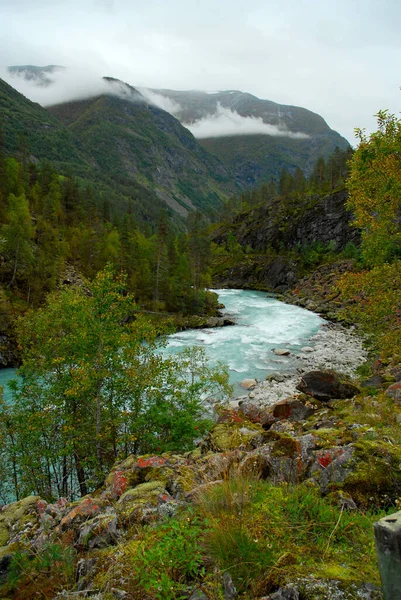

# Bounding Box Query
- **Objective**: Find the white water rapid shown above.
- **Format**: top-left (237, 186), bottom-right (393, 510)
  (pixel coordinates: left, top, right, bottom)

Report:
top-left (163, 289), bottom-right (325, 392)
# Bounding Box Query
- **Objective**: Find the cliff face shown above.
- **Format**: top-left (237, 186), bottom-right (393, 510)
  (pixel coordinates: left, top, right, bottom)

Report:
top-left (215, 189), bottom-right (358, 253)
top-left (212, 189), bottom-right (359, 291)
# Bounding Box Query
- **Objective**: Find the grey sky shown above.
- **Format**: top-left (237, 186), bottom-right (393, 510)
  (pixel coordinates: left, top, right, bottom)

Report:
top-left (1, 0), bottom-right (401, 144)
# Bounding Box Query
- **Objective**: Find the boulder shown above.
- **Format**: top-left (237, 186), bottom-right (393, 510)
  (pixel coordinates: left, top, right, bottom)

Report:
top-left (206, 421), bottom-right (266, 452)
top-left (274, 349), bottom-right (291, 356)
top-left (59, 497), bottom-right (103, 531)
top-left (77, 514), bottom-right (118, 549)
top-left (297, 371), bottom-right (359, 401)
top-left (238, 401), bottom-right (274, 427)
top-left (318, 445), bottom-right (355, 495)
top-left (385, 381), bottom-right (401, 401)
top-left (240, 378), bottom-right (257, 389)
top-left (272, 396), bottom-right (318, 422)
top-left (0, 495), bottom-right (41, 547)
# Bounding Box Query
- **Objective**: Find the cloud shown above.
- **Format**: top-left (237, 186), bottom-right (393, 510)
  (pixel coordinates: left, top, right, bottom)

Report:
top-left (0, 66), bottom-right (143, 106)
top-left (139, 88), bottom-right (182, 115)
top-left (185, 104), bottom-right (310, 139)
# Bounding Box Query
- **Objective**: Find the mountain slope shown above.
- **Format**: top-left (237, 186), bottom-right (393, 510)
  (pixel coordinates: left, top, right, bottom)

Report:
top-left (7, 64), bottom-right (65, 87)
top-left (48, 81), bottom-right (237, 217)
top-left (0, 77), bottom-right (237, 223)
top-left (150, 89), bottom-right (350, 187)
top-left (0, 77), bottom-right (91, 175)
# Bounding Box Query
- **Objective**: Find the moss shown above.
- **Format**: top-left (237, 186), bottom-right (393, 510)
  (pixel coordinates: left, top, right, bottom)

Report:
top-left (175, 466), bottom-right (197, 493)
top-left (271, 436), bottom-right (300, 458)
top-left (144, 466), bottom-right (171, 485)
top-left (209, 421), bottom-right (265, 451)
top-left (0, 526), bottom-right (9, 548)
top-left (343, 439), bottom-right (401, 506)
top-left (118, 480), bottom-right (166, 504)
top-left (188, 447), bottom-right (202, 460)
top-left (313, 428), bottom-right (354, 449)
top-left (0, 496), bottom-right (40, 546)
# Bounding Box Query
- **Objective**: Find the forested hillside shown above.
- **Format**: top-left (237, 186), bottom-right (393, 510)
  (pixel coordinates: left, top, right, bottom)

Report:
top-left (0, 77), bottom-right (237, 225)
top-left (151, 88), bottom-right (350, 186)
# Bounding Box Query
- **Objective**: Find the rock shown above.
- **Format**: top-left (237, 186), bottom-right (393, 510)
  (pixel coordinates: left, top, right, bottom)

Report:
top-left (301, 347), bottom-right (314, 353)
top-left (185, 480), bottom-right (224, 501)
top-left (239, 447), bottom-right (272, 479)
top-left (238, 401), bottom-right (273, 427)
top-left (76, 557), bottom-right (98, 591)
top-left (206, 418), bottom-right (265, 452)
top-left (267, 587), bottom-right (299, 599)
top-left (290, 577), bottom-right (383, 599)
top-left (60, 498), bottom-right (103, 531)
top-left (111, 589), bottom-right (129, 599)
top-left (78, 514), bottom-right (118, 549)
top-left (385, 381), bottom-right (401, 402)
top-left (274, 349), bottom-right (291, 356)
top-left (118, 481), bottom-right (167, 505)
top-left (361, 375), bottom-right (384, 388)
top-left (240, 378), bottom-right (257, 389)
top-left (272, 396), bottom-right (317, 422)
top-left (0, 495), bottom-right (42, 547)
top-left (319, 445), bottom-right (355, 495)
top-left (189, 589), bottom-right (209, 599)
top-left (266, 373), bottom-right (286, 383)
top-left (110, 470), bottom-right (129, 499)
top-left (297, 371), bottom-right (359, 401)
top-left (223, 572), bottom-right (237, 599)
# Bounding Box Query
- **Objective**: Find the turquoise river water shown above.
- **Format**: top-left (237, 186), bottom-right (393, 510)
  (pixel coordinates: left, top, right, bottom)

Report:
top-left (0, 289), bottom-right (325, 398)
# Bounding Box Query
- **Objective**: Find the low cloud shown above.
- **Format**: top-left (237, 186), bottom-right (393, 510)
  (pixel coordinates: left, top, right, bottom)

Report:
top-left (0, 66), bottom-right (143, 106)
top-left (185, 103), bottom-right (310, 139)
top-left (139, 88), bottom-right (182, 115)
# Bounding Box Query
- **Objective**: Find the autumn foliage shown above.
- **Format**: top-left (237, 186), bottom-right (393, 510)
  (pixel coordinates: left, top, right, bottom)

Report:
top-left (339, 110), bottom-right (401, 360)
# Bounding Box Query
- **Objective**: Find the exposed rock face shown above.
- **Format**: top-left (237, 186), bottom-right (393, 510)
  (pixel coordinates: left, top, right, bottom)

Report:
top-left (213, 255), bottom-right (299, 291)
top-left (212, 190), bottom-right (360, 291)
top-left (215, 190), bottom-right (359, 254)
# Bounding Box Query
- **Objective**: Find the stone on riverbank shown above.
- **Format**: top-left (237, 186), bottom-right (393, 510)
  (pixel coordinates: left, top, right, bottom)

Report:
top-left (297, 370), bottom-right (360, 402)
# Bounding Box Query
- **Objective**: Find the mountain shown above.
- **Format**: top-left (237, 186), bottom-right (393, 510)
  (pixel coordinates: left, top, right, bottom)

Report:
top-left (7, 64), bottom-right (65, 87)
top-left (0, 77), bottom-right (90, 173)
top-left (0, 77), bottom-right (236, 224)
top-left (47, 79), bottom-right (237, 217)
top-left (3, 65), bottom-right (350, 211)
top-left (148, 89), bottom-right (350, 187)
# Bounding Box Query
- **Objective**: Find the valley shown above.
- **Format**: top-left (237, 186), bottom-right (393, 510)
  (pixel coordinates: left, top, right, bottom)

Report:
top-left (0, 66), bottom-right (400, 600)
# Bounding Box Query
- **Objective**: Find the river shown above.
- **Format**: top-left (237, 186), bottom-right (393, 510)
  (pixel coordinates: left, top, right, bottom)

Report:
top-left (162, 289), bottom-right (325, 393)
top-left (0, 289), bottom-right (326, 398)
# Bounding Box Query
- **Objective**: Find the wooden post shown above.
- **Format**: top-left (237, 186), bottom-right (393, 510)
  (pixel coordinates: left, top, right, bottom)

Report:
top-left (374, 511), bottom-right (401, 599)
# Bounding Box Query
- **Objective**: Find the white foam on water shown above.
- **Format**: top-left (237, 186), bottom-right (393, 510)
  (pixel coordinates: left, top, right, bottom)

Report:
top-left (161, 289), bottom-right (325, 387)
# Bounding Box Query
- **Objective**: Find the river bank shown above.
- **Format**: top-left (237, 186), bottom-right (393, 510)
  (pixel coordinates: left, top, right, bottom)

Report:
top-left (232, 320), bottom-right (367, 408)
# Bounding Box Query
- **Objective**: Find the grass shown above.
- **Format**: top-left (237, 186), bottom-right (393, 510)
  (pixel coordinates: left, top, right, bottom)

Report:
top-left (87, 471), bottom-right (385, 599)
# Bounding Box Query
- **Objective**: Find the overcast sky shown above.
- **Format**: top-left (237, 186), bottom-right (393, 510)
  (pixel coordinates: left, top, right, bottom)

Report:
top-left (1, 0), bottom-right (401, 144)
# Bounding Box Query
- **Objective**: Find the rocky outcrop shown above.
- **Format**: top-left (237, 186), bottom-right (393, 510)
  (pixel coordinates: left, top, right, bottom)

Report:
top-left (214, 190), bottom-right (358, 255)
top-left (212, 191), bottom-right (360, 291)
top-left (2, 365), bottom-right (399, 598)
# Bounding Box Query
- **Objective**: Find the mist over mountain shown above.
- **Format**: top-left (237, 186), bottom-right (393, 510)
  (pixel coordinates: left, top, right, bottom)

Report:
top-left (0, 76), bottom-right (236, 224)
top-left (3, 65), bottom-right (349, 187)
top-left (144, 88), bottom-right (349, 186)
